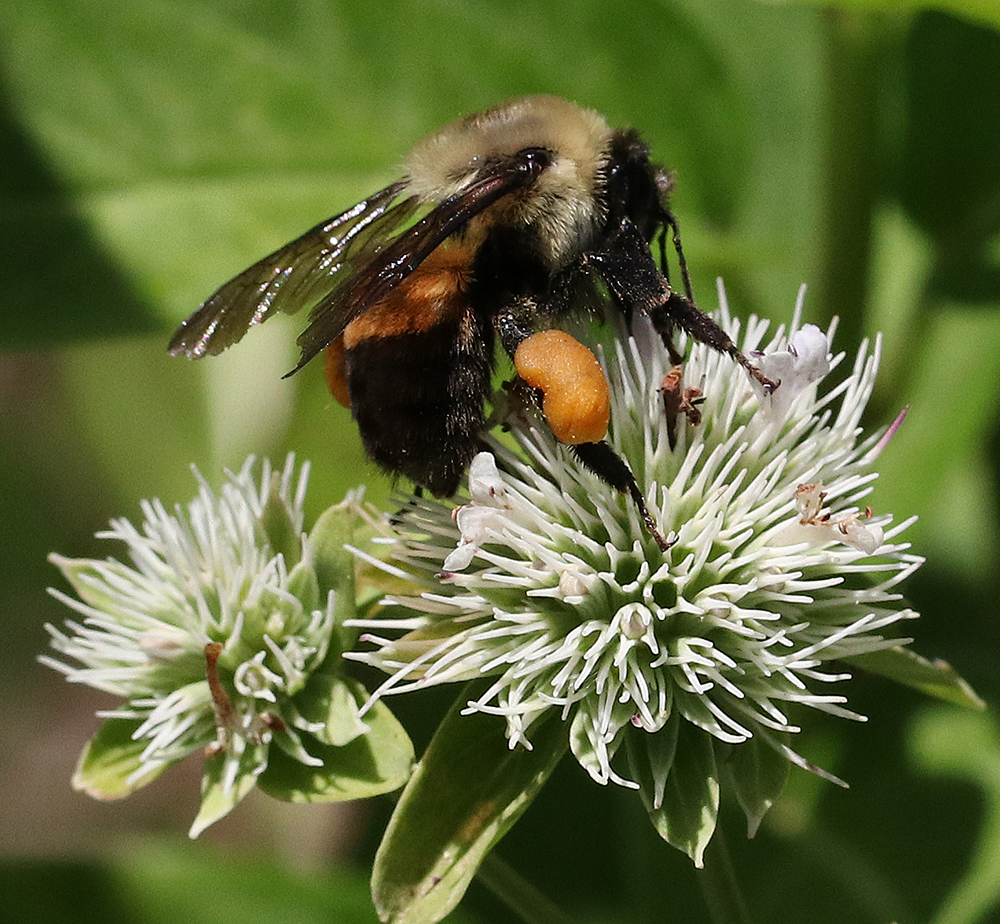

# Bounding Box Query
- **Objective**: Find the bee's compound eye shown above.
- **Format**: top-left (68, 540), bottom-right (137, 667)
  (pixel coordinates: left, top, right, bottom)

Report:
top-left (514, 330), bottom-right (610, 445)
top-left (517, 146), bottom-right (553, 178)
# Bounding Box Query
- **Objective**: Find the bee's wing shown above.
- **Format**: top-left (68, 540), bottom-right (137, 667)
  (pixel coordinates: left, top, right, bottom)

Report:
top-left (290, 148), bottom-right (549, 372)
top-left (168, 179), bottom-right (416, 358)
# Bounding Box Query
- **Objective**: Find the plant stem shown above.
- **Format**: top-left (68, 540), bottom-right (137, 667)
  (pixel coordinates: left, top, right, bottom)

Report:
top-left (476, 853), bottom-right (577, 924)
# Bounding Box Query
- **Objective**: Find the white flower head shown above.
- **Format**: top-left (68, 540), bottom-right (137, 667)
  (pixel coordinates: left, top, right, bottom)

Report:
top-left (41, 456), bottom-right (390, 835)
top-left (349, 283), bottom-right (926, 864)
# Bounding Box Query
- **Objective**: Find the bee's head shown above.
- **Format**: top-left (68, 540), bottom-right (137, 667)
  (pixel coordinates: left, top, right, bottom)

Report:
top-left (405, 95), bottom-right (612, 267)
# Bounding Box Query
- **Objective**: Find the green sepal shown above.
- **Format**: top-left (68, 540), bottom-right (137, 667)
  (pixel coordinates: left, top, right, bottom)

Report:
top-left (189, 743), bottom-right (266, 838)
top-left (49, 554), bottom-right (135, 618)
top-left (293, 673), bottom-right (373, 747)
top-left (72, 716), bottom-right (170, 799)
top-left (259, 473), bottom-right (302, 567)
top-left (844, 646), bottom-right (985, 709)
top-left (626, 712), bottom-right (679, 812)
top-left (257, 696), bottom-right (413, 804)
top-left (286, 557), bottom-right (320, 615)
top-left (309, 501), bottom-right (358, 609)
top-left (309, 500), bottom-right (363, 653)
top-left (719, 734), bottom-right (790, 837)
top-left (568, 701), bottom-right (634, 785)
top-left (372, 687), bottom-right (567, 924)
top-left (628, 717), bottom-right (720, 868)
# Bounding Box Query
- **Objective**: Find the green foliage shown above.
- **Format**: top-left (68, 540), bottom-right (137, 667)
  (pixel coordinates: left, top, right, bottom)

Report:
top-left (0, 844), bottom-right (431, 924)
top-left (373, 693), bottom-right (567, 923)
top-left (909, 707), bottom-right (1000, 924)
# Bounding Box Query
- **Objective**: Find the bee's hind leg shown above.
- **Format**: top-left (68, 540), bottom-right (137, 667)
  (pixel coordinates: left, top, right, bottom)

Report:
top-left (572, 441), bottom-right (673, 552)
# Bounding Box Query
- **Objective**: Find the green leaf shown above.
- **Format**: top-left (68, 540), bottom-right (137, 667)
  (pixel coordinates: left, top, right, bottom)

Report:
top-left (719, 735), bottom-right (790, 837)
top-left (633, 720), bottom-right (720, 868)
top-left (779, 0), bottom-right (1000, 33)
top-left (845, 646), bottom-right (985, 709)
top-left (908, 707), bottom-right (1000, 924)
top-left (0, 84), bottom-right (157, 350)
top-left (189, 745), bottom-right (264, 837)
top-left (372, 691), bottom-right (567, 924)
top-left (72, 716), bottom-right (169, 799)
top-left (258, 694), bottom-right (413, 804)
top-left (900, 10), bottom-right (1000, 300)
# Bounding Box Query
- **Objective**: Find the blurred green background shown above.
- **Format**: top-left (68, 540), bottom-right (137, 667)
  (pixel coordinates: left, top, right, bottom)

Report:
top-left (3, 1), bottom-right (1000, 922)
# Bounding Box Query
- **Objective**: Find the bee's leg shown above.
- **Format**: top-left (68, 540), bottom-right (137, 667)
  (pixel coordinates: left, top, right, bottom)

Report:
top-left (495, 297), bottom-right (538, 357)
top-left (653, 291), bottom-right (776, 393)
top-left (587, 218), bottom-right (776, 392)
top-left (658, 207), bottom-right (695, 303)
top-left (389, 487), bottom-right (422, 528)
top-left (652, 209), bottom-right (694, 368)
top-left (572, 442), bottom-right (672, 552)
top-left (496, 306), bottom-right (671, 551)
top-left (654, 316), bottom-right (685, 367)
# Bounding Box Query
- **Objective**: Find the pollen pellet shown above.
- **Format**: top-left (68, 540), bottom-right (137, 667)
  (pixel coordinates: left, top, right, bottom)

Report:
top-left (514, 330), bottom-right (610, 445)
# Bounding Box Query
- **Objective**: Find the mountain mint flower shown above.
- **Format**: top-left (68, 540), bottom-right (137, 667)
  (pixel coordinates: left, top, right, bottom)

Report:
top-left (348, 284), bottom-right (952, 865)
top-left (43, 456), bottom-right (412, 836)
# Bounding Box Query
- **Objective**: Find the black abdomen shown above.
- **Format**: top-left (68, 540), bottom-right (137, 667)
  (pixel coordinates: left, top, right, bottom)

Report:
top-left (345, 307), bottom-right (493, 497)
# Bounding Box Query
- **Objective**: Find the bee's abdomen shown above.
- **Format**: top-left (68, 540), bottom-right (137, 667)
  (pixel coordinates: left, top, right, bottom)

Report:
top-left (335, 248), bottom-right (492, 497)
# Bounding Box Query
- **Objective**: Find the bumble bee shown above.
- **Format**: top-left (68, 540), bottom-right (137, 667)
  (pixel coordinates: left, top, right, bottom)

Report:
top-left (170, 95), bottom-right (771, 548)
